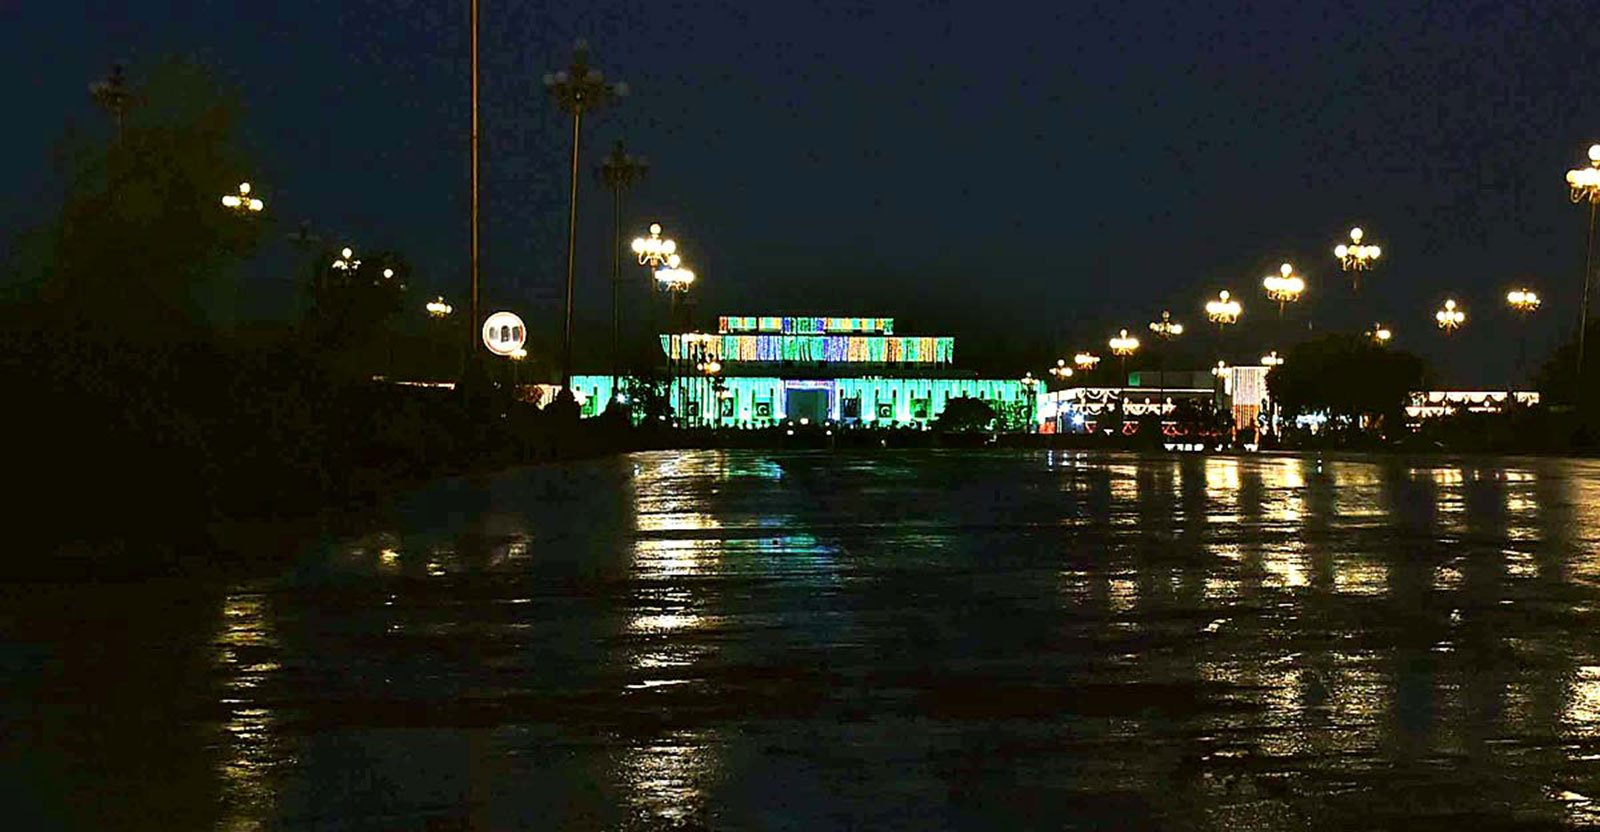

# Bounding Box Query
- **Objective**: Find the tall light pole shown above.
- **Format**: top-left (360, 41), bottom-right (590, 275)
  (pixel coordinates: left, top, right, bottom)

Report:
top-left (598, 141), bottom-right (648, 401)
top-left (1204, 289), bottom-right (1241, 366)
top-left (1109, 331), bottom-right (1140, 431)
top-left (1334, 226), bottom-right (1382, 289)
top-left (545, 40), bottom-right (627, 393)
top-left (1073, 351), bottom-right (1101, 383)
top-left (469, 0), bottom-right (480, 371)
top-left (1262, 262), bottom-right (1305, 317)
top-left (654, 254), bottom-right (696, 419)
top-left (90, 64), bottom-right (132, 138)
top-left (1149, 310), bottom-right (1184, 421)
top-left (426, 296), bottom-right (455, 380)
top-left (1507, 288), bottom-right (1541, 387)
top-left (1565, 144), bottom-right (1600, 387)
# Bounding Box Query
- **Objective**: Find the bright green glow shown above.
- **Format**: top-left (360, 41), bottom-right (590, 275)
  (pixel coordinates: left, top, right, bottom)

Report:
top-left (719, 316), bottom-right (895, 334)
top-left (571, 374), bottom-right (1034, 428)
top-left (660, 334), bottom-right (955, 365)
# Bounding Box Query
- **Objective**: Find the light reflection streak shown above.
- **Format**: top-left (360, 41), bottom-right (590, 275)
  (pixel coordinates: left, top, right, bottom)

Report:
top-left (616, 731), bottom-right (720, 822)
top-left (213, 589), bottom-right (284, 832)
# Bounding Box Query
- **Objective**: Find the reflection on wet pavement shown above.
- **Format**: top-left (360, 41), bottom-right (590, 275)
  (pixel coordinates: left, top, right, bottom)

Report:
top-left (6, 450), bottom-right (1600, 828)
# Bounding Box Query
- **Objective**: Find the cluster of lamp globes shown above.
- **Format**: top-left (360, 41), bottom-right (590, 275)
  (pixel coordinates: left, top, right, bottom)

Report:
top-left (220, 181), bottom-right (264, 213)
top-left (633, 223), bottom-right (695, 289)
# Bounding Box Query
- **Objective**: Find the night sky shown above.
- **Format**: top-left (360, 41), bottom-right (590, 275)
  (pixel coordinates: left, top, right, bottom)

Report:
top-left (6, 0), bottom-right (1600, 383)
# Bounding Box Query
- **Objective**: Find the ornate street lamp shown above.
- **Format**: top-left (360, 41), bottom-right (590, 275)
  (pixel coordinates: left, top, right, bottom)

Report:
top-left (426, 297), bottom-right (454, 318)
top-left (1149, 310), bottom-right (1184, 340)
top-left (1263, 262), bottom-right (1305, 315)
top-left (1261, 351), bottom-right (1284, 367)
top-left (1565, 144), bottom-right (1600, 381)
top-left (89, 64), bottom-right (132, 136)
top-left (1205, 290), bottom-right (1241, 326)
top-left (633, 223), bottom-right (678, 267)
top-left (1507, 288), bottom-right (1541, 385)
top-left (1148, 311), bottom-right (1184, 409)
top-left (332, 246), bottom-right (361, 273)
top-left (1435, 299), bottom-right (1465, 333)
top-left (221, 181), bottom-right (264, 214)
top-left (545, 40), bottom-right (628, 390)
top-left (1367, 323), bottom-right (1393, 345)
top-left (1049, 359), bottom-right (1073, 382)
top-left (653, 253), bottom-right (696, 291)
top-left (598, 141), bottom-right (648, 395)
top-left (1334, 226), bottom-right (1382, 288)
top-left (1074, 352), bottom-right (1101, 371)
top-left (1507, 288), bottom-right (1541, 315)
top-left (1108, 330), bottom-right (1140, 398)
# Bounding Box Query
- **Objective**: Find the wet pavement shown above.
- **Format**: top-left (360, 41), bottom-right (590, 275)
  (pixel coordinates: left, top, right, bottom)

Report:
top-left (7, 450), bottom-right (1600, 829)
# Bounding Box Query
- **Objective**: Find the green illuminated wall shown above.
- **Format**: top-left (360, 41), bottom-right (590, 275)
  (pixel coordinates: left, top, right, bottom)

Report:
top-left (569, 375), bottom-right (1033, 427)
top-left (661, 334), bottom-right (955, 365)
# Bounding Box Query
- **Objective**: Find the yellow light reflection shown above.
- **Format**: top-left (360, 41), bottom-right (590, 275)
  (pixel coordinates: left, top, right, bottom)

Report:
top-left (1564, 665), bottom-right (1600, 732)
top-left (214, 589), bottom-right (283, 832)
top-left (616, 730), bottom-right (719, 823)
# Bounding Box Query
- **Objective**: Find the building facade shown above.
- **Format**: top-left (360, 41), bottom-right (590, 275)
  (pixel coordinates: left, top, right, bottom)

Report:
top-left (570, 315), bottom-right (1034, 428)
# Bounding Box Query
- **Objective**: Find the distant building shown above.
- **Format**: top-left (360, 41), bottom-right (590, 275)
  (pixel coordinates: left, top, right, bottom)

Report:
top-left (569, 315), bottom-right (1034, 428)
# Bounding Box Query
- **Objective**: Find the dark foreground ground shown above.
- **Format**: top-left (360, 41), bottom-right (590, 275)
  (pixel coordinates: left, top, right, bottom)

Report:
top-left (6, 450), bottom-right (1600, 830)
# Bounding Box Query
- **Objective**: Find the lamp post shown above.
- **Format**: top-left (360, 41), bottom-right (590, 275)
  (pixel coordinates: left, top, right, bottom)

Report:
top-left (1149, 310), bottom-right (1184, 417)
top-left (1109, 329), bottom-right (1140, 426)
top-left (426, 297), bottom-right (454, 380)
top-left (653, 251), bottom-right (695, 420)
top-left (1507, 288), bottom-right (1541, 386)
top-left (1565, 144), bottom-right (1600, 384)
top-left (1074, 351), bottom-right (1100, 385)
top-left (691, 339), bottom-right (720, 428)
top-left (1367, 323), bottom-right (1393, 345)
top-left (1334, 226), bottom-right (1382, 289)
top-left (1261, 351), bottom-right (1284, 368)
top-left (1263, 262), bottom-right (1305, 316)
top-left (598, 141), bottom-right (648, 400)
top-left (1108, 330), bottom-right (1139, 377)
top-left (89, 64), bottom-right (132, 137)
top-left (221, 181), bottom-right (265, 214)
top-left (1049, 359), bottom-right (1074, 383)
top-left (1021, 373), bottom-right (1039, 432)
top-left (509, 346), bottom-right (527, 387)
top-left (1435, 299), bottom-right (1465, 333)
top-left (1205, 290), bottom-right (1241, 329)
top-left (1205, 289), bottom-right (1241, 367)
top-left (544, 40), bottom-right (627, 392)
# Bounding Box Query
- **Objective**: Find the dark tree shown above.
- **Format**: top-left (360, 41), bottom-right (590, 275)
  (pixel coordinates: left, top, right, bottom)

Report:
top-left (933, 396), bottom-right (996, 433)
top-left (1267, 333), bottom-right (1428, 440)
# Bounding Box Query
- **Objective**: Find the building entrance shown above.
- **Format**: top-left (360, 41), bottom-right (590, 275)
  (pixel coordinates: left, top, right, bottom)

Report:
top-left (786, 388), bottom-right (829, 423)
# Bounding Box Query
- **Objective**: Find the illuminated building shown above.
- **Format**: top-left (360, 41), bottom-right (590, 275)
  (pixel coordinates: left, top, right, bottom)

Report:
top-left (567, 315), bottom-right (1034, 427)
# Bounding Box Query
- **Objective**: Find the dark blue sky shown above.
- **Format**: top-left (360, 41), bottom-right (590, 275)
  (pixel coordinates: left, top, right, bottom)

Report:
top-left (5, 0), bottom-right (1600, 383)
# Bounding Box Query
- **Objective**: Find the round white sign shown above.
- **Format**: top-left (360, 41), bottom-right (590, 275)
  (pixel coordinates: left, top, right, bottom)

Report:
top-left (481, 311), bottom-right (527, 356)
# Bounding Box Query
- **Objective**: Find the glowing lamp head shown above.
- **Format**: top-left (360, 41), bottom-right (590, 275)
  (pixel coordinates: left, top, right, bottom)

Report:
top-left (239, 182), bottom-right (252, 195)
top-left (650, 222), bottom-right (662, 234)
top-left (341, 247), bottom-right (353, 259)
top-left (1280, 263), bottom-right (1293, 277)
top-left (1335, 244), bottom-right (1349, 258)
top-left (1349, 227), bottom-right (1363, 243)
top-left (1590, 144), bottom-right (1600, 163)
